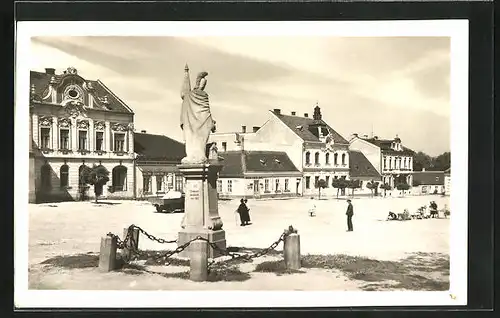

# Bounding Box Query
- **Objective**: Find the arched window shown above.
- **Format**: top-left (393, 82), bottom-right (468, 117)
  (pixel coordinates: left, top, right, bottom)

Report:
top-left (40, 163), bottom-right (51, 190)
top-left (341, 153), bottom-right (346, 165)
top-left (334, 153), bottom-right (338, 165)
top-left (305, 152), bottom-right (311, 165)
top-left (60, 164), bottom-right (69, 187)
top-left (112, 165), bottom-right (127, 191)
top-left (314, 152), bottom-right (320, 165)
top-left (325, 153), bottom-right (330, 165)
top-left (79, 165), bottom-right (87, 186)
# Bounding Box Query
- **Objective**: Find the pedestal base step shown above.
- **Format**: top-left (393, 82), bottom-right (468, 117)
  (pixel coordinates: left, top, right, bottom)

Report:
top-left (178, 229), bottom-right (226, 259)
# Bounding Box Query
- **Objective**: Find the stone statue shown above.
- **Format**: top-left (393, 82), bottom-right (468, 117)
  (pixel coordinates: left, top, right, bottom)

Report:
top-left (180, 65), bottom-right (217, 164)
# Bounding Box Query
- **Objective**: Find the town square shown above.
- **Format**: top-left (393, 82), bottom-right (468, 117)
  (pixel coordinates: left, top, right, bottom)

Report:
top-left (18, 24), bottom-right (460, 301)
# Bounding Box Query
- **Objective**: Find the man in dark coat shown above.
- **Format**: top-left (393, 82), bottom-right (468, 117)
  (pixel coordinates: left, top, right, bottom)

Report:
top-left (346, 199), bottom-right (354, 231)
top-left (237, 198), bottom-right (251, 226)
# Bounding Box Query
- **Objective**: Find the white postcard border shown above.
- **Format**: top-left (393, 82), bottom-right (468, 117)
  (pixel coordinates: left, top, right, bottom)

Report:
top-left (15, 20), bottom-right (468, 308)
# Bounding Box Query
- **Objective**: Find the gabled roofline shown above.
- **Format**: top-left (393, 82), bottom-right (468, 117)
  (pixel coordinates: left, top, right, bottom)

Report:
top-left (96, 79), bottom-right (135, 114)
top-left (268, 110), bottom-right (305, 142)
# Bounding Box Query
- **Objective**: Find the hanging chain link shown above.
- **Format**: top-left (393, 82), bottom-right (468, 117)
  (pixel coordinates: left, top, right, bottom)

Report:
top-left (107, 224), bottom-right (295, 269)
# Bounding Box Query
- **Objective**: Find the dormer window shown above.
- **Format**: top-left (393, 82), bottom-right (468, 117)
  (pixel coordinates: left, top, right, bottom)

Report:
top-left (260, 158), bottom-right (267, 165)
top-left (296, 125), bottom-right (303, 130)
top-left (274, 158), bottom-right (281, 164)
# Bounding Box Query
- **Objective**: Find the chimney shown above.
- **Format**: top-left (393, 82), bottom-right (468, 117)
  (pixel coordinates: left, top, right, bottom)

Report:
top-left (373, 136), bottom-right (378, 140)
top-left (353, 133), bottom-right (358, 138)
top-left (141, 130), bottom-right (147, 133)
top-left (304, 113), bottom-right (309, 117)
top-left (252, 126), bottom-right (260, 133)
top-left (362, 134), bottom-right (368, 138)
top-left (241, 126), bottom-right (247, 133)
top-left (273, 108), bottom-right (281, 115)
top-left (291, 111), bottom-right (296, 116)
top-left (45, 68), bottom-right (56, 75)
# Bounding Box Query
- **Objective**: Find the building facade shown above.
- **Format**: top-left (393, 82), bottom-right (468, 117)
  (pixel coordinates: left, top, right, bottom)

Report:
top-left (349, 134), bottom-right (415, 188)
top-left (412, 170), bottom-right (445, 195)
top-left (30, 67), bottom-right (135, 203)
top-left (209, 104), bottom-right (353, 197)
top-left (217, 149), bottom-right (301, 199)
top-left (134, 131), bottom-right (186, 198)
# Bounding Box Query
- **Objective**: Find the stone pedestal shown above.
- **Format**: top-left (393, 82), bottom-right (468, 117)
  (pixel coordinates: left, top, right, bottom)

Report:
top-left (177, 163), bottom-right (226, 258)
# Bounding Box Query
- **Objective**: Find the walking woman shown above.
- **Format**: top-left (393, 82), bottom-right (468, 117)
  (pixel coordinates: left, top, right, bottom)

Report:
top-left (237, 198), bottom-right (251, 226)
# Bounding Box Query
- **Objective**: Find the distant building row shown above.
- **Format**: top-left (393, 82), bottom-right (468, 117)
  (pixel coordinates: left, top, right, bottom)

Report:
top-left (28, 67), bottom-right (448, 203)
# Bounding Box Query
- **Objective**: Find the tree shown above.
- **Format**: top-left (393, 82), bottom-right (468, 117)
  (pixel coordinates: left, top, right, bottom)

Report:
top-left (331, 178), bottom-right (347, 199)
top-left (316, 178), bottom-right (327, 200)
top-left (380, 183), bottom-right (392, 197)
top-left (396, 183), bottom-right (410, 196)
top-left (80, 164), bottom-right (110, 203)
top-left (347, 179), bottom-right (361, 197)
top-left (366, 181), bottom-right (380, 197)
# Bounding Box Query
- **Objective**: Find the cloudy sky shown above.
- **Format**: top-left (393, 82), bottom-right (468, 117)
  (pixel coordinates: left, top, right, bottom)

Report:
top-left (30, 36), bottom-right (450, 156)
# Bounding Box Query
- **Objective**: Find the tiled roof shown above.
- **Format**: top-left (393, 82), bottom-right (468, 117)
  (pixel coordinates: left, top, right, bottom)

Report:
top-left (30, 70), bottom-right (133, 114)
top-left (134, 133), bottom-right (186, 161)
top-left (349, 151), bottom-right (381, 179)
top-left (271, 110), bottom-right (349, 144)
top-left (361, 137), bottom-right (415, 155)
top-left (218, 152), bottom-right (244, 178)
top-left (218, 150), bottom-right (300, 178)
top-left (412, 171), bottom-right (445, 185)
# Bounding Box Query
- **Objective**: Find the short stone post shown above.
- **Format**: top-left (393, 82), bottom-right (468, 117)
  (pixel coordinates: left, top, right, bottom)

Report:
top-left (99, 234), bottom-right (118, 272)
top-left (284, 232), bottom-right (301, 270)
top-left (122, 227), bottom-right (140, 262)
top-left (190, 239), bottom-right (208, 282)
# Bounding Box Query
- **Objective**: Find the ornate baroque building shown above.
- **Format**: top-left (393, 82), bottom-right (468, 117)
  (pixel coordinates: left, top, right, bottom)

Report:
top-left (349, 134), bottom-right (415, 188)
top-left (29, 67), bottom-right (135, 203)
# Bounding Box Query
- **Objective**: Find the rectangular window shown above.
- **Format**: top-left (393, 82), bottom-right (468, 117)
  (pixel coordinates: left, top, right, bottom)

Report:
top-left (222, 142), bottom-right (227, 152)
top-left (40, 127), bottom-right (50, 149)
top-left (143, 176), bottom-right (151, 193)
top-left (175, 175), bottom-right (184, 192)
top-left (284, 179), bottom-right (289, 191)
top-left (314, 176), bottom-right (319, 188)
top-left (59, 129), bottom-right (70, 150)
top-left (156, 175), bottom-right (163, 192)
top-left (167, 174), bottom-right (174, 190)
top-left (275, 179), bottom-right (280, 192)
top-left (78, 130), bottom-right (88, 150)
top-left (227, 180), bottom-right (233, 193)
top-left (325, 176), bottom-right (330, 187)
top-left (264, 179), bottom-right (269, 192)
top-left (217, 180), bottom-right (222, 192)
top-left (305, 176), bottom-right (311, 189)
top-left (114, 133), bottom-right (125, 152)
top-left (95, 131), bottom-right (104, 151)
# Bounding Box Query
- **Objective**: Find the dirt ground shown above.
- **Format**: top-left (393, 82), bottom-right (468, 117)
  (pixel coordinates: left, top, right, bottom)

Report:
top-left (27, 195), bottom-right (450, 291)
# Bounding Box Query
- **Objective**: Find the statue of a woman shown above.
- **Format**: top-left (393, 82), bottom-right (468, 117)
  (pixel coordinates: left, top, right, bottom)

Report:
top-left (180, 66), bottom-right (216, 164)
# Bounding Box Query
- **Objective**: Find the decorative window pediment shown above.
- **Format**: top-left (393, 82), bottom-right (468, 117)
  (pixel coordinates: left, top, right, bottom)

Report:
top-left (95, 121), bottom-right (106, 131)
top-left (77, 120), bottom-right (89, 129)
top-left (111, 122), bottom-right (127, 132)
top-left (58, 117), bottom-right (72, 128)
top-left (39, 116), bottom-right (53, 127)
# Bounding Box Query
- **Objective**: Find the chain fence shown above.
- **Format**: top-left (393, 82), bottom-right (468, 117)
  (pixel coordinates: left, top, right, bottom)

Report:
top-left (107, 224), bottom-right (297, 270)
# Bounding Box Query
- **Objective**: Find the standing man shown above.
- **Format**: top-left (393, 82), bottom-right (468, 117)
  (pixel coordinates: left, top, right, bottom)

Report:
top-left (346, 199), bottom-right (354, 232)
